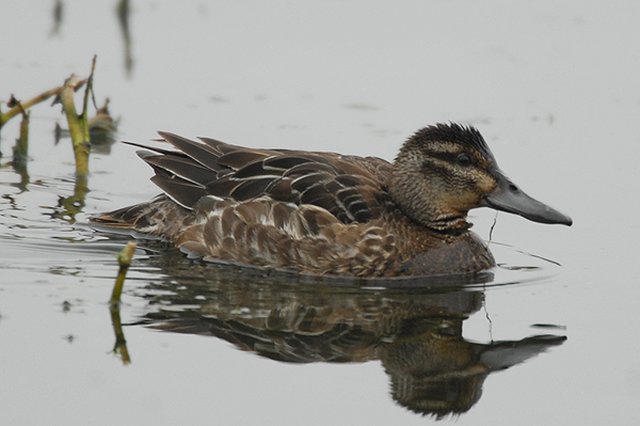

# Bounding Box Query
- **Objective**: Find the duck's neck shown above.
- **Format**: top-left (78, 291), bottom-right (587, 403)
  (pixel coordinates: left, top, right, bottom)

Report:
top-left (388, 168), bottom-right (471, 235)
top-left (425, 216), bottom-right (472, 235)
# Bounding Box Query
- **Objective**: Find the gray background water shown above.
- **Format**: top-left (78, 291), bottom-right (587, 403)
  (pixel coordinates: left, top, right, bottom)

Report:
top-left (1, 1), bottom-right (639, 424)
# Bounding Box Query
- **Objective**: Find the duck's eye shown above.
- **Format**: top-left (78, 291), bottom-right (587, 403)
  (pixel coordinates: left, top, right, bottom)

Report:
top-left (456, 153), bottom-right (472, 166)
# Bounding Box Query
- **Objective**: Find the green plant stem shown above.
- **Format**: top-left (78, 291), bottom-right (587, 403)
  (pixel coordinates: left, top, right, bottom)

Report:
top-left (110, 241), bottom-right (137, 308)
top-left (109, 240), bottom-right (136, 365)
top-left (59, 74), bottom-right (90, 176)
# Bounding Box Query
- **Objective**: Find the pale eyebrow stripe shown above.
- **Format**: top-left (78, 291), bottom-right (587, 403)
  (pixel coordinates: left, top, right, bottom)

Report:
top-left (424, 141), bottom-right (463, 155)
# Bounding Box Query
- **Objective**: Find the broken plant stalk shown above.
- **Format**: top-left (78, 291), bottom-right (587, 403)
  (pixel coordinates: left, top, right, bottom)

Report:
top-left (57, 55), bottom-right (98, 176)
top-left (109, 241), bottom-right (136, 365)
top-left (110, 241), bottom-right (137, 308)
top-left (59, 74), bottom-right (90, 176)
top-left (0, 86), bottom-right (62, 130)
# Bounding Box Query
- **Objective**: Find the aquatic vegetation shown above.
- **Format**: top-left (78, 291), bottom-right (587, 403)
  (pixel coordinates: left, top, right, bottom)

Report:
top-left (0, 56), bottom-right (116, 177)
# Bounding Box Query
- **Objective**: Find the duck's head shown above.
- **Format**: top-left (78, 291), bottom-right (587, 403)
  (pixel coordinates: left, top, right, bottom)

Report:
top-left (389, 123), bottom-right (572, 232)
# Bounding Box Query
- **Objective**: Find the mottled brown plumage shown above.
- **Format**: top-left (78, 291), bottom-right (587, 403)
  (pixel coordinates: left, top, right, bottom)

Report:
top-left (92, 123), bottom-right (572, 277)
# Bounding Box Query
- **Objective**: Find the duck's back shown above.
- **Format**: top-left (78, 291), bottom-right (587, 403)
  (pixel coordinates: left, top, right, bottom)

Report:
top-left (135, 132), bottom-right (393, 223)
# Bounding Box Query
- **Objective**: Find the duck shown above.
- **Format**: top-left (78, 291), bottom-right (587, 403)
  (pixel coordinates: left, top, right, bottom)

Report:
top-left (91, 123), bottom-right (572, 277)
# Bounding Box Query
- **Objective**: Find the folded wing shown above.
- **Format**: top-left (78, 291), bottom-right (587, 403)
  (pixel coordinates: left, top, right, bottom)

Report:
top-left (133, 131), bottom-right (392, 224)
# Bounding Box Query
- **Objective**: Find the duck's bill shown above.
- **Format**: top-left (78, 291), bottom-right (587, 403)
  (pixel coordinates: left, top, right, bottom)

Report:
top-left (480, 171), bottom-right (573, 226)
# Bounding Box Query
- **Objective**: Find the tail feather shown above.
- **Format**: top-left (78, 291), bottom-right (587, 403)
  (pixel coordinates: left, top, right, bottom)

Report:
top-left (91, 202), bottom-right (154, 230)
top-left (90, 195), bottom-right (193, 240)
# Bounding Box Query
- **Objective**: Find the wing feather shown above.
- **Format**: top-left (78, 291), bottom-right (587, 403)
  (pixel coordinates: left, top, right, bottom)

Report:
top-left (131, 133), bottom-right (392, 224)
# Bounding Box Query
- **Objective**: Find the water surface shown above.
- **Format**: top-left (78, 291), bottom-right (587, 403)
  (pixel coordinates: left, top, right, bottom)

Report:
top-left (1, 1), bottom-right (639, 425)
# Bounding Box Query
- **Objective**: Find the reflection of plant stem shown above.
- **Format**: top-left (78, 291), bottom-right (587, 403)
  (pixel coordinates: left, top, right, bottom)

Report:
top-left (110, 241), bottom-right (137, 365)
top-left (11, 107), bottom-right (31, 191)
top-left (50, 0), bottom-right (64, 36)
top-left (116, 0), bottom-right (133, 76)
top-left (110, 306), bottom-right (131, 365)
top-left (11, 98), bottom-right (30, 165)
top-left (54, 174), bottom-right (88, 223)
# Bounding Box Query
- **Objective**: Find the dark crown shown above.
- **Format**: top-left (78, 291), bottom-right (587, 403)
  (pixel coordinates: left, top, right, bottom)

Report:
top-left (407, 123), bottom-right (493, 159)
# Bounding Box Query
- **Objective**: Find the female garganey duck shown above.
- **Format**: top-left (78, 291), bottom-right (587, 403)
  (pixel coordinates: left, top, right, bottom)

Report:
top-left (92, 123), bottom-right (572, 277)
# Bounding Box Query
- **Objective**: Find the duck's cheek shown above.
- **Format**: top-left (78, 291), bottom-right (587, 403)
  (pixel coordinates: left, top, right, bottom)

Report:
top-left (440, 191), bottom-right (483, 214)
top-left (459, 192), bottom-right (486, 211)
top-left (477, 174), bottom-right (498, 195)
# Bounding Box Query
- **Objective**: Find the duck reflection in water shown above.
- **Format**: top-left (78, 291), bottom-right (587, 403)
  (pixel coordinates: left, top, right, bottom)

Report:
top-left (138, 258), bottom-right (565, 418)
